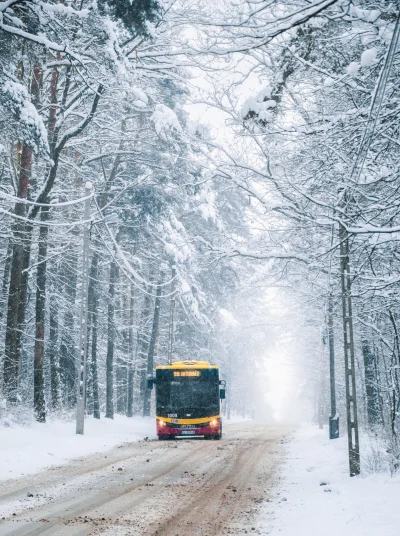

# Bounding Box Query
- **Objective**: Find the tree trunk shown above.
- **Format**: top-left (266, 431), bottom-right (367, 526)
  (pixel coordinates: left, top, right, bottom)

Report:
top-left (88, 251), bottom-right (100, 419)
top-left (167, 266), bottom-right (176, 361)
top-left (143, 278), bottom-right (162, 417)
top-left (3, 143), bottom-right (33, 404)
top-left (33, 205), bottom-right (49, 422)
top-left (48, 295), bottom-right (60, 411)
top-left (0, 238), bottom-right (13, 326)
top-left (3, 63), bottom-right (42, 404)
top-left (106, 258), bottom-right (119, 419)
top-left (59, 240), bottom-right (79, 407)
top-left (116, 285), bottom-right (128, 415)
top-left (90, 305), bottom-right (100, 419)
top-left (362, 338), bottom-right (380, 428)
top-left (138, 285), bottom-right (153, 414)
top-left (127, 284), bottom-right (135, 417)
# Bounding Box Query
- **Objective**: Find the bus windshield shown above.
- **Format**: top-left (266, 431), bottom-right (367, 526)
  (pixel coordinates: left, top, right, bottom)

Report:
top-left (157, 376), bottom-right (219, 417)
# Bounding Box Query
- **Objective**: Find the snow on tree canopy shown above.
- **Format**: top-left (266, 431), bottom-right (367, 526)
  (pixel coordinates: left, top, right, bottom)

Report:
top-left (349, 5), bottom-right (381, 23)
top-left (346, 62), bottom-right (360, 76)
top-left (379, 24), bottom-right (395, 45)
top-left (256, 86), bottom-right (273, 101)
top-left (219, 308), bottom-right (239, 327)
top-left (131, 87), bottom-right (149, 109)
top-left (151, 104), bottom-right (182, 141)
top-left (241, 91), bottom-right (276, 120)
top-left (98, 0), bottom-right (161, 37)
top-left (161, 214), bottom-right (193, 264)
top-left (2, 81), bottom-right (49, 152)
top-left (197, 188), bottom-right (217, 222)
top-left (179, 279), bottom-right (205, 324)
top-left (361, 48), bottom-right (378, 67)
top-left (324, 77), bottom-right (335, 87)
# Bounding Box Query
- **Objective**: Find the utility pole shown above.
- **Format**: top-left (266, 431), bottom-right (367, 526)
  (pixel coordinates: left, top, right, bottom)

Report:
top-left (333, 12), bottom-right (400, 472)
top-left (328, 294), bottom-right (339, 439)
top-left (339, 222), bottom-right (360, 476)
top-left (167, 265), bottom-right (176, 363)
top-left (76, 182), bottom-right (92, 435)
top-left (334, 10), bottom-right (400, 473)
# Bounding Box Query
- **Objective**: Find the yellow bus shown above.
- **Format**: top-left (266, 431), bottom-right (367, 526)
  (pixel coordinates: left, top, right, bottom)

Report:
top-left (148, 360), bottom-right (226, 440)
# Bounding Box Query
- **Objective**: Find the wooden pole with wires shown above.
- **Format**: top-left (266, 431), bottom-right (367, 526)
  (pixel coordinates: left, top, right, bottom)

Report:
top-left (326, 225), bottom-right (339, 439)
top-left (339, 221), bottom-right (360, 476)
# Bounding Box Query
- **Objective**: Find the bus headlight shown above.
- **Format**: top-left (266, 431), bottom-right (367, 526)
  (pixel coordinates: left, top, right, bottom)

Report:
top-left (158, 420), bottom-right (166, 427)
top-left (210, 419), bottom-right (218, 427)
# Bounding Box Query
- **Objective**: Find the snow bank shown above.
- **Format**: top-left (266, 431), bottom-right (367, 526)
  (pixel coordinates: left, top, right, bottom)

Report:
top-left (266, 425), bottom-right (400, 535)
top-left (0, 415), bottom-right (155, 482)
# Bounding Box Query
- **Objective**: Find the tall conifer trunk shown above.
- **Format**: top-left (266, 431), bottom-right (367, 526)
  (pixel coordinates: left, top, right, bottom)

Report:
top-left (106, 259), bottom-right (119, 419)
top-left (3, 64), bottom-right (41, 404)
top-left (88, 251), bottom-right (100, 419)
top-left (362, 338), bottom-right (380, 428)
top-left (4, 146), bottom-right (33, 403)
top-left (49, 296), bottom-right (60, 410)
top-left (143, 278), bottom-right (162, 417)
top-left (59, 239), bottom-right (79, 407)
top-left (0, 239), bottom-right (12, 327)
top-left (127, 284), bottom-right (135, 417)
top-left (34, 204), bottom-right (49, 422)
top-left (138, 282), bottom-right (153, 414)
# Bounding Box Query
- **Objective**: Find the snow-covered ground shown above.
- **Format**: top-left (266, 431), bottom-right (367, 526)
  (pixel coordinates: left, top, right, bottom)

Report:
top-left (267, 424), bottom-right (400, 536)
top-left (0, 413), bottom-right (247, 483)
top-left (0, 414), bottom-right (155, 482)
top-left (4, 416), bottom-right (398, 536)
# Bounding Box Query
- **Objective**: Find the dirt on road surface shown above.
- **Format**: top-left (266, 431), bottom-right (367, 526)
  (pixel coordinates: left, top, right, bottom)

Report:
top-left (0, 421), bottom-right (289, 536)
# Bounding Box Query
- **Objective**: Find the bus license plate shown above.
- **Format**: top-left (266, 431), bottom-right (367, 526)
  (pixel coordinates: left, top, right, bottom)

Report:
top-left (181, 430), bottom-right (195, 435)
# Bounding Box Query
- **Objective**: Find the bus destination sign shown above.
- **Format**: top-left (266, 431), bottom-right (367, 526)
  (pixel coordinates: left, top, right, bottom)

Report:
top-left (173, 370), bottom-right (200, 377)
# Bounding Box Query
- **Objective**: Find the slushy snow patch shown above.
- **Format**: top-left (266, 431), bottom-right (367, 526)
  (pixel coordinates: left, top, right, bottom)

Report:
top-left (265, 425), bottom-right (400, 535)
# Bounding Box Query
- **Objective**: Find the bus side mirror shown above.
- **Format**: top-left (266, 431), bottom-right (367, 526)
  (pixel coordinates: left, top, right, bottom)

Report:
top-left (147, 377), bottom-right (155, 389)
top-left (220, 388), bottom-right (226, 400)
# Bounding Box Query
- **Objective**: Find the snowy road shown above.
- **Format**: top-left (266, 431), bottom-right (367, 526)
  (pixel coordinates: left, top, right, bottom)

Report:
top-left (0, 421), bottom-right (287, 536)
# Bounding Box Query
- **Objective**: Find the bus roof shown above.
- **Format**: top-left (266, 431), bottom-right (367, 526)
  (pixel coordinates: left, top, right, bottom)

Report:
top-left (156, 360), bottom-right (219, 370)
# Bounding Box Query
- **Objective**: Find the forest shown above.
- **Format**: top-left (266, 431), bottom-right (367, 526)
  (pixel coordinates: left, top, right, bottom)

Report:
top-left (1, 0), bottom-right (400, 476)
